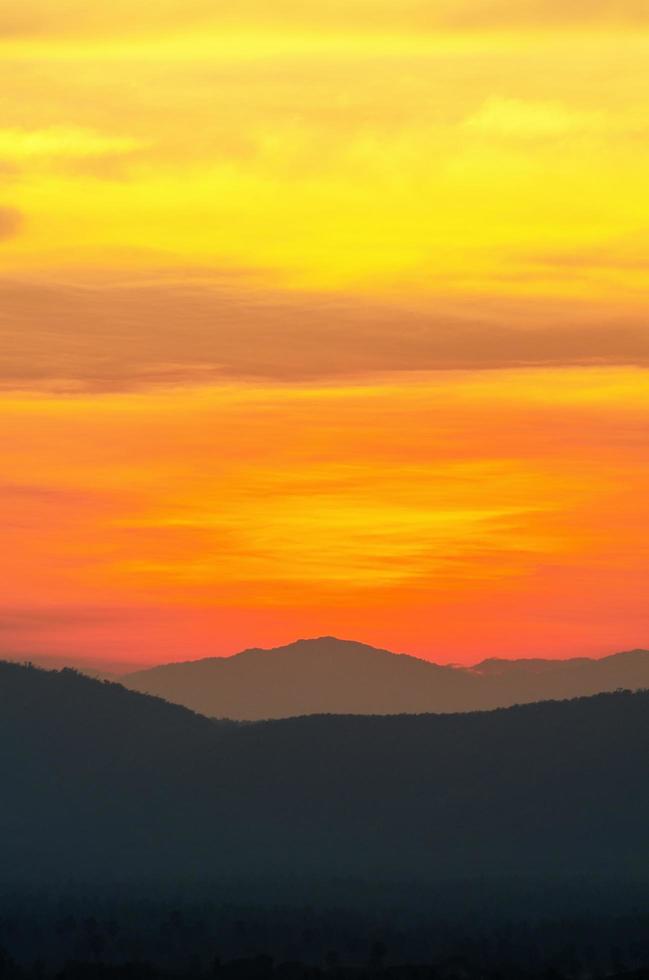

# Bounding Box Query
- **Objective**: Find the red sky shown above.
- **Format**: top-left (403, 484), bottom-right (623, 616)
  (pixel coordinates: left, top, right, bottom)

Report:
top-left (2, 368), bottom-right (648, 671)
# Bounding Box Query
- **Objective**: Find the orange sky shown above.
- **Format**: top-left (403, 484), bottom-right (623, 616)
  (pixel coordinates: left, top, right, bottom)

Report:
top-left (1, 1), bottom-right (648, 669)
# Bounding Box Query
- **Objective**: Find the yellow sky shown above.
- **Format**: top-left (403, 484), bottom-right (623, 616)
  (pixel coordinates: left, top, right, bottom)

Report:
top-left (1, 1), bottom-right (648, 666)
top-left (2, 2), bottom-right (649, 295)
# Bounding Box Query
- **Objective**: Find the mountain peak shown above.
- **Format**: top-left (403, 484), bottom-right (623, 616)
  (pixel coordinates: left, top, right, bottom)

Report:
top-left (240, 636), bottom-right (398, 658)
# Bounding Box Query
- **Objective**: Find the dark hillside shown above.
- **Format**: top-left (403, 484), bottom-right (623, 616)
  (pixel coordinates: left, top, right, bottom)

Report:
top-left (2, 660), bottom-right (649, 890)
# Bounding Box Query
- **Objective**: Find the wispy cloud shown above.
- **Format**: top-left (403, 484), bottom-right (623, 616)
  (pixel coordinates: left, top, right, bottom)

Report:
top-left (0, 275), bottom-right (648, 391)
top-left (0, 126), bottom-right (144, 162)
top-left (3, 0), bottom-right (649, 42)
top-left (463, 97), bottom-right (605, 139)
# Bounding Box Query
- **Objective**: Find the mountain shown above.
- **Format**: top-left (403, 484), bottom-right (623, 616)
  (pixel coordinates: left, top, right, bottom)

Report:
top-left (122, 636), bottom-right (649, 720)
top-left (2, 658), bottom-right (649, 892)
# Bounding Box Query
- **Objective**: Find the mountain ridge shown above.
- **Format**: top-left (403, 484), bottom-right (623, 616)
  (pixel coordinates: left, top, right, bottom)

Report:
top-left (122, 636), bottom-right (649, 720)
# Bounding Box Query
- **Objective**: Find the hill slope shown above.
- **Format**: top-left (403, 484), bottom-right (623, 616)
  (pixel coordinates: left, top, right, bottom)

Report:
top-left (2, 659), bottom-right (649, 890)
top-left (122, 636), bottom-right (649, 719)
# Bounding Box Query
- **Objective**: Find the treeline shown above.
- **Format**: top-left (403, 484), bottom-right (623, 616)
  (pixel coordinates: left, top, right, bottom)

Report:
top-left (1, 958), bottom-right (649, 980)
top-left (2, 901), bottom-right (649, 978)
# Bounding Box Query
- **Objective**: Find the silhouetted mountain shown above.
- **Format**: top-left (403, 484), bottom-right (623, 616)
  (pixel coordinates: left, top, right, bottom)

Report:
top-left (2, 658), bottom-right (649, 891)
top-left (122, 636), bottom-right (649, 719)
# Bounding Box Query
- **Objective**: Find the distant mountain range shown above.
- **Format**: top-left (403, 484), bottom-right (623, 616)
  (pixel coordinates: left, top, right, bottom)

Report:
top-left (122, 636), bottom-right (649, 720)
top-left (2, 658), bottom-right (649, 893)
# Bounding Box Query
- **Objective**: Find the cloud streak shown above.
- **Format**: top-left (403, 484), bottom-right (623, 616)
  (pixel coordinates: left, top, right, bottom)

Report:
top-left (0, 275), bottom-right (647, 391)
top-left (0, 126), bottom-right (143, 161)
top-left (3, 0), bottom-right (649, 41)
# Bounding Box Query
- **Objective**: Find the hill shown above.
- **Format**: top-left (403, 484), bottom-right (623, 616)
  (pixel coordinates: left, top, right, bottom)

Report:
top-left (2, 658), bottom-right (649, 892)
top-left (122, 636), bottom-right (649, 719)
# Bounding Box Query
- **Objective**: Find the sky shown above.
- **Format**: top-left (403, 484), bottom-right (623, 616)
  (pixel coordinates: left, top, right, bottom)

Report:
top-left (1, 1), bottom-right (648, 670)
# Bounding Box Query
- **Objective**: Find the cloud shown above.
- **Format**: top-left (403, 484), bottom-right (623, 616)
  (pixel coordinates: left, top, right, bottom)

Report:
top-left (433, 0), bottom-right (649, 30)
top-left (0, 1), bottom-right (215, 40)
top-left (0, 126), bottom-right (143, 161)
top-left (525, 237), bottom-right (649, 271)
top-left (0, 606), bottom-right (124, 632)
top-left (0, 206), bottom-right (21, 238)
top-left (0, 483), bottom-right (107, 504)
top-left (0, 273), bottom-right (648, 392)
top-left (463, 98), bottom-right (604, 139)
top-left (2, 0), bottom-right (649, 43)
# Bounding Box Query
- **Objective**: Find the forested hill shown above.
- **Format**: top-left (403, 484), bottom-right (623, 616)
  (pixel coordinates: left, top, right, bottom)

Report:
top-left (1, 659), bottom-right (649, 893)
